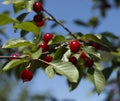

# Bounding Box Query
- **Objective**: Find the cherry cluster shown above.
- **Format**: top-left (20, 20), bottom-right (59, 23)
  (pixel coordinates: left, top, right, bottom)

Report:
top-left (9, 34), bottom-right (100, 82)
top-left (68, 40), bottom-right (97, 68)
top-left (39, 33), bottom-right (54, 65)
top-left (33, 2), bottom-right (45, 27)
top-left (8, 1), bottom-right (101, 82)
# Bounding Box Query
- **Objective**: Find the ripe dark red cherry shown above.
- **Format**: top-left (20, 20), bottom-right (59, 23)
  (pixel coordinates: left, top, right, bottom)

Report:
top-left (43, 55), bottom-right (53, 66)
top-left (33, 14), bottom-right (43, 22)
top-left (39, 42), bottom-right (49, 52)
top-left (92, 43), bottom-right (100, 50)
top-left (9, 53), bottom-right (19, 60)
top-left (35, 20), bottom-right (45, 27)
top-left (69, 56), bottom-right (77, 65)
top-left (84, 57), bottom-right (94, 68)
top-left (80, 51), bottom-right (86, 59)
top-left (43, 33), bottom-right (54, 44)
top-left (33, 2), bottom-right (43, 13)
top-left (44, 55), bottom-right (53, 62)
top-left (69, 40), bottom-right (81, 53)
top-left (20, 69), bottom-right (33, 82)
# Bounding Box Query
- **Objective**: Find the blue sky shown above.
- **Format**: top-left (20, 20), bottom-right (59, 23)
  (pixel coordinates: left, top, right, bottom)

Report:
top-left (0, 0), bottom-right (120, 101)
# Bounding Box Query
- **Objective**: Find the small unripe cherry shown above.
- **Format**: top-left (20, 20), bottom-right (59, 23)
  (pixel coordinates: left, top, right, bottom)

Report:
top-left (33, 2), bottom-right (43, 13)
top-left (69, 56), bottom-right (77, 65)
top-left (20, 69), bottom-right (33, 82)
top-left (33, 14), bottom-right (43, 22)
top-left (84, 57), bottom-right (94, 68)
top-left (43, 33), bottom-right (54, 44)
top-left (9, 53), bottom-right (19, 60)
top-left (80, 51), bottom-right (86, 59)
top-left (69, 40), bottom-right (81, 53)
top-left (39, 42), bottom-right (49, 52)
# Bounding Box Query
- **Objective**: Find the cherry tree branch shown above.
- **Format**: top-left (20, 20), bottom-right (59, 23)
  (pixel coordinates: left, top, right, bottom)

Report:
top-left (43, 8), bottom-right (77, 39)
top-left (0, 56), bottom-right (21, 59)
top-left (0, 55), bottom-right (30, 59)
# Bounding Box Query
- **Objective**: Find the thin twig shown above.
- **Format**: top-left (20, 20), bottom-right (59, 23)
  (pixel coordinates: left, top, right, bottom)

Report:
top-left (0, 56), bottom-right (22, 59)
top-left (43, 8), bottom-right (77, 39)
top-left (0, 55), bottom-right (30, 59)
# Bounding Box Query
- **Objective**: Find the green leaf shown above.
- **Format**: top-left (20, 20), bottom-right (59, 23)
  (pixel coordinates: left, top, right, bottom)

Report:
top-left (87, 68), bottom-right (106, 95)
top-left (45, 65), bottom-right (55, 79)
top-left (54, 46), bottom-right (68, 60)
top-left (88, 16), bottom-right (99, 27)
top-left (50, 60), bottom-right (79, 83)
top-left (83, 46), bottom-right (101, 60)
top-left (102, 67), bottom-right (113, 80)
top-left (33, 32), bottom-right (43, 45)
top-left (94, 69), bottom-right (106, 95)
top-left (2, 59), bottom-right (27, 72)
top-left (62, 50), bottom-right (71, 62)
top-left (51, 35), bottom-right (65, 44)
top-left (81, 34), bottom-right (101, 43)
top-left (13, 22), bottom-right (40, 35)
top-left (74, 20), bottom-right (88, 27)
top-left (82, 34), bottom-right (112, 51)
top-left (24, 0), bottom-right (36, 12)
top-left (95, 34), bottom-right (113, 50)
top-left (115, 0), bottom-right (120, 7)
top-left (68, 66), bottom-right (84, 91)
top-left (20, 30), bottom-right (29, 37)
top-left (101, 32), bottom-right (119, 39)
top-left (16, 13), bottom-right (28, 22)
top-left (2, 0), bottom-right (23, 4)
top-left (111, 51), bottom-right (120, 56)
top-left (0, 14), bottom-right (17, 26)
top-left (13, 2), bottom-right (25, 13)
top-left (2, 10), bottom-right (10, 15)
top-left (101, 51), bottom-right (113, 62)
top-left (2, 38), bottom-right (35, 48)
top-left (86, 68), bottom-right (95, 83)
top-left (94, 62), bottom-right (102, 70)
top-left (31, 49), bottom-right (42, 59)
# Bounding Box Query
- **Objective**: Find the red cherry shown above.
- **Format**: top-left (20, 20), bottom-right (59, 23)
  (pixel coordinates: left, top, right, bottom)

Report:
top-left (33, 2), bottom-right (43, 13)
top-left (80, 51), bottom-right (86, 59)
top-left (69, 56), bottom-right (77, 65)
top-left (43, 33), bottom-right (54, 44)
top-left (33, 14), bottom-right (43, 22)
top-left (39, 42), bottom-right (49, 52)
top-left (69, 40), bottom-right (81, 53)
top-left (44, 55), bottom-right (53, 62)
top-left (43, 55), bottom-right (53, 66)
top-left (9, 53), bottom-right (19, 60)
top-left (92, 43), bottom-right (100, 50)
top-left (20, 69), bottom-right (33, 82)
top-left (35, 20), bottom-right (45, 27)
top-left (84, 57), bottom-right (94, 68)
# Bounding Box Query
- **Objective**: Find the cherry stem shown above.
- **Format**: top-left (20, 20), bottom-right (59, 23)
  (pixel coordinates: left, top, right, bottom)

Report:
top-left (43, 8), bottom-right (77, 39)
top-left (26, 63), bottom-right (31, 70)
top-left (37, 58), bottom-right (50, 65)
